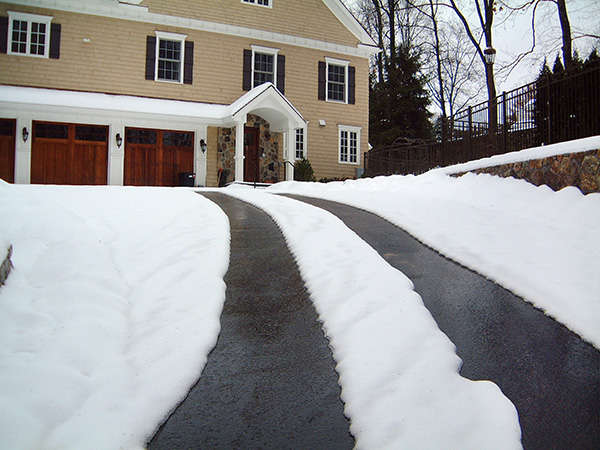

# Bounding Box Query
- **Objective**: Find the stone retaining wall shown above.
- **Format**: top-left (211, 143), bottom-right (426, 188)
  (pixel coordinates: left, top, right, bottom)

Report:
top-left (456, 149), bottom-right (600, 194)
top-left (1, 245), bottom-right (13, 286)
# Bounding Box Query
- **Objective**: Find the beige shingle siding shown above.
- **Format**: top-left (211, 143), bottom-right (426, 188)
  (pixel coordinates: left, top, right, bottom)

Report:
top-left (142, 0), bottom-right (360, 47)
top-left (0, 1), bottom-right (370, 183)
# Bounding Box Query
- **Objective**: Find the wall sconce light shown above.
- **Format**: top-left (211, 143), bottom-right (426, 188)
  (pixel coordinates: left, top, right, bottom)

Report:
top-left (115, 133), bottom-right (123, 148)
top-left (200, 139), bottom-right (207, 153)
top-left (22, 127), bottom-right (29, 143)
top-left (318, 119), bottom-right (327, 127)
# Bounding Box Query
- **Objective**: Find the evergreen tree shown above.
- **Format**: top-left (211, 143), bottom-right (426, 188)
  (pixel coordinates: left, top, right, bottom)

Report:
top-left (369, 44), bottom-right (432, 148)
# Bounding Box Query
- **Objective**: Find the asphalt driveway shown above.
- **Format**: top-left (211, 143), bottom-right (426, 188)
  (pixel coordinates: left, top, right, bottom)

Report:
top-left (288, 194), bottom-right (599, 450)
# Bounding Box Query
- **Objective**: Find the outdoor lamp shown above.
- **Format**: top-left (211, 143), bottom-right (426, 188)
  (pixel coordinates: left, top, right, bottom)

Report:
top-left (484, 47), bottom-right (496, 65)
top-left (200, 139), bottom-right (207, 153)
top-left (116, 133), bottom-right (123, 148)
top-left (22, 127), bottom-right (29, 143)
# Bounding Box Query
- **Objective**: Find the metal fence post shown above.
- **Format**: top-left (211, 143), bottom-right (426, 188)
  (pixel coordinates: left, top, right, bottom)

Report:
top-left (502, 91), bottom-right (507, 153)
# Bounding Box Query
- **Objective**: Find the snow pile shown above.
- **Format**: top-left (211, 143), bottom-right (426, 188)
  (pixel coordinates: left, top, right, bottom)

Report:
top-left (268, 170), bottom-right (600, 348)
top-left (225, 187), bottom-right (523, 450)
top-left (0, 183), bottom-right (229, 450)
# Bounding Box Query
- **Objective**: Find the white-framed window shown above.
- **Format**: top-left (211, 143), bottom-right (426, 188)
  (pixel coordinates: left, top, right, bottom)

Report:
top-left (326, 57), bottom-right (349, 103)
top-left (7, 11), bottom-right (53, 58)
top-left (338, 125), bottom-right (361, 164)
top-left (251, 45), bottom-right (278, 88)
top-left (242, 0), bottom-right (272, 8)
top-left (155, 31), bottom-right (187, 83)
top-left (295, 128), bottom-right (305, 159)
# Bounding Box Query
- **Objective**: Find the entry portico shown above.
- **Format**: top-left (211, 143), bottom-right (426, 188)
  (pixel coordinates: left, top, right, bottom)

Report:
top-left (0, 83), bottom-right (305, 186)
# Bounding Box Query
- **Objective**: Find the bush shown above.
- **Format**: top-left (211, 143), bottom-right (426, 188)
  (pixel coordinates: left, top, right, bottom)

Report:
top-left (294, 157), bottom-right (317, 182)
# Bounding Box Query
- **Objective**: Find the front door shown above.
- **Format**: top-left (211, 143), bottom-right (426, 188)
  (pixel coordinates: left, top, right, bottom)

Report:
top-left (244, 127), bottom-right (260, 183)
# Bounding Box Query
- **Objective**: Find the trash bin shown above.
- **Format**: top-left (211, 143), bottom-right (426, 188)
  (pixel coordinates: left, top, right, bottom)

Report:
top-left (178, 172), bottom-right (195, 187)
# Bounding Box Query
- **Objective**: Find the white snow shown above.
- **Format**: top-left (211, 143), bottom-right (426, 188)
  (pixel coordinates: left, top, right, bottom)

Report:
top-left (1, 135), bottom-right (597, 449)
top-left (0, 183), bottom-right (229, 450)
top-left (437, 135), bottom-right (600, 174)
top-left (267, 143), bottom-right (600, 349)
top-left (224, 186), bottom-right (523, 450)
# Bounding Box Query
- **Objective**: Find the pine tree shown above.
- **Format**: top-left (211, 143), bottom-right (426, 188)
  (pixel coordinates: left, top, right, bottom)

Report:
top-left (369, 44), bottom-right (432, 148)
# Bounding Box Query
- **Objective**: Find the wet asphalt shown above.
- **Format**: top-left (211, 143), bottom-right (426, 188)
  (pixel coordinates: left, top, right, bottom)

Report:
top-left (287, 195), bottom-right (600, 450)
top-left (147, 193), bottom-right (354, 450)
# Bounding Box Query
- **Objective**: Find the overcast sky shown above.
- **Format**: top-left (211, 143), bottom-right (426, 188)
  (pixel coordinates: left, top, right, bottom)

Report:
top-left (341, 0), bottom-right (599, 92)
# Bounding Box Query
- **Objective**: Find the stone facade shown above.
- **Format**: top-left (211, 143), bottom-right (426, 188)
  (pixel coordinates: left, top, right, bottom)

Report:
top-left (216, 114), bottom-right (282, 185)
top-left (456, 149), bottom-right (600, 194)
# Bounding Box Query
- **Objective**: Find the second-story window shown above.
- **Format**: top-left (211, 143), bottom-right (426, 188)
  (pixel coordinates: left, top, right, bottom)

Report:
top-left (155, 32), bottom-right (186, 83)
top-left (318, 58), bottom-right (356, 105)
top-left (254, 52), bottom-right (274, 87)
top-left (243, 46), bottom-right (285, 94)
top-left (327, 63), bottom-right (346, 102)
top-left (146, 32), bottom-right (194, 85)
top-left (7, 12), bottom-right (53, 58)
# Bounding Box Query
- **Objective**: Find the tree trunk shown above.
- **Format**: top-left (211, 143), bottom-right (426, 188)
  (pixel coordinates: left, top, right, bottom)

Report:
top-left (556, 0), bottom-right (573, 68)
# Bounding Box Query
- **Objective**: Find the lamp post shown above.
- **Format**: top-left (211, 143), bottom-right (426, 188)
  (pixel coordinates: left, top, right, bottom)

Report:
top-left (483, 47), bottom-right (497, 139)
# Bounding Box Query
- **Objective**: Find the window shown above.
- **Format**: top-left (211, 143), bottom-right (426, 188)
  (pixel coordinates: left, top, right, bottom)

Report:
top-left (243, 46), bottom-right (285, 93)
top-left (254, 52), bottom-right (274, 86)
top-left (295, 128), bottom-right (305, 159)
top-left (339, 126), bottom-right (361, 164)
top-left (146, 32), bottom-right (194, 84)
top-left (7, 12), bottom-right (52, 58)
top-left (318, 59), bottom-right (356, 104)
top-left (242, 0), bottom-right (271, 7)
top-left (155, 32), bottom-right (186, 83)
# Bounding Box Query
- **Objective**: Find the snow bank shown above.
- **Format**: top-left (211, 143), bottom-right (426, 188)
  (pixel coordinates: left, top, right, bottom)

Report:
top-left (267, 170), bottom-right (600, 348)
top-left (224, 187), bottom-right (523, 450)
top-left (0, 183), bottom-right (230, 450)
top-left (436, 135), bottom-right (600, 174)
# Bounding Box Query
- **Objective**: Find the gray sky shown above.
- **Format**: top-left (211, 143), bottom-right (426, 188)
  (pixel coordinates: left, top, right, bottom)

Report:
top-left (341, 0), bottom-right (599, 92)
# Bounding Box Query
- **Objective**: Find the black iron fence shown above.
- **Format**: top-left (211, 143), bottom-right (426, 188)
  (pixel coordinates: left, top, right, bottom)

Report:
top-left (365, 60), bottom-right (600, 176)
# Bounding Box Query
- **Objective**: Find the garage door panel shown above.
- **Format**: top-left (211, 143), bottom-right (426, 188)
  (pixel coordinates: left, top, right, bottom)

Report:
top-left (125, 128), bottom-right (194, 187)
top-left (0, 119), bottom-right (16, 183)
top-left (32, 122), bottom-right (108, 185)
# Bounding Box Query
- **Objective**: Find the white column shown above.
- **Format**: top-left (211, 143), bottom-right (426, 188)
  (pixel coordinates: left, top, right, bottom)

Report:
top-left (234, 118), bottom-right (245, 182)
top-left (14, 117), bottom-right (32, 184)
top-left (195, 125), bottom-right (208, 187)
top-left (108, 123), bottom-right (125, 186)
top-left (285, 126), bottom-right (295, 181)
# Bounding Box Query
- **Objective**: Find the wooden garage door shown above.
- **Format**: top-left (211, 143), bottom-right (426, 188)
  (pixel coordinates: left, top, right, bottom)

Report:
top-left (124, 128), bottom-right (194, 186)
top-left (0, 119), bottom-right (16, 183)
top-left (31, 122), bottom-right (108, 185)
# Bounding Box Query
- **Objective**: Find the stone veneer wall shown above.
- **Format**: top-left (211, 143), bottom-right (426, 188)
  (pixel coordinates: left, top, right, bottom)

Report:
top-left (216, 114), bottom-right (282, 185)
top-left (455, 149), bottom-right (600, 194)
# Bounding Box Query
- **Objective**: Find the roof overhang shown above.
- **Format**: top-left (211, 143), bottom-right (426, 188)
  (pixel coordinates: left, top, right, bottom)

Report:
top-left (0, 84), bottom-right (306, 131)
top-left (226, 83), bottom-right (306, 132)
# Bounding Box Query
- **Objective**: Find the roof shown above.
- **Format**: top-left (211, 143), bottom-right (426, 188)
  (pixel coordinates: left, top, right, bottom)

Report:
top-left (0, 83), bottom-right (306, 130)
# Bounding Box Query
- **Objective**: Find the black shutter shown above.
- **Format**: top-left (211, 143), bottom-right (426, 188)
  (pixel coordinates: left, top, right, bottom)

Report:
top-left (243, 49), bottom-right (252, 91)
top-left (49, 23), bottom-right (61, 59)
top-left (276, 54), bottom-right (285, 95)
top-left (0, 17), bottom-right (8, 54)
top-left (184, 41), bottom-right (194, 84)
top-left (348, 65), bottom-right (356, 104)
top-left (318, 61), bottom-right (326, 101)
top-left (145, 36), bottom-right (156, 80)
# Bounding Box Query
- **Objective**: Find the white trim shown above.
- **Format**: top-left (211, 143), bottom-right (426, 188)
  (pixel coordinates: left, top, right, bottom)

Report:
top-left (154, 31), bottom-right (187, 84)
top-left (3, 0), bottom-right (379, 58)
top-left (241, 0), bottom-right (273, 9)
top-left (7, 11), bottom-right (53, 59)
top-left (338, 125), bottom-right (361, 165)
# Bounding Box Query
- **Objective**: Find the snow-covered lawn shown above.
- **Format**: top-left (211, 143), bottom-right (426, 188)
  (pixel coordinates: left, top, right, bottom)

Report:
top-left (0, 184), bottom-right (229, 450)
top-left (1, 136), bottom-right (597, 449)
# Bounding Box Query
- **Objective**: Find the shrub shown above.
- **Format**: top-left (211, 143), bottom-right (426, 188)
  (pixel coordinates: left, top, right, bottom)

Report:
top-left (294, 157), bottom-right (317, 182)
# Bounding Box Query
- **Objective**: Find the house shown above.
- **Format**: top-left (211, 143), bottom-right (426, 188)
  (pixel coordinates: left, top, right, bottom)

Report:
top-left (0, 0), bottom-right (377, 187)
